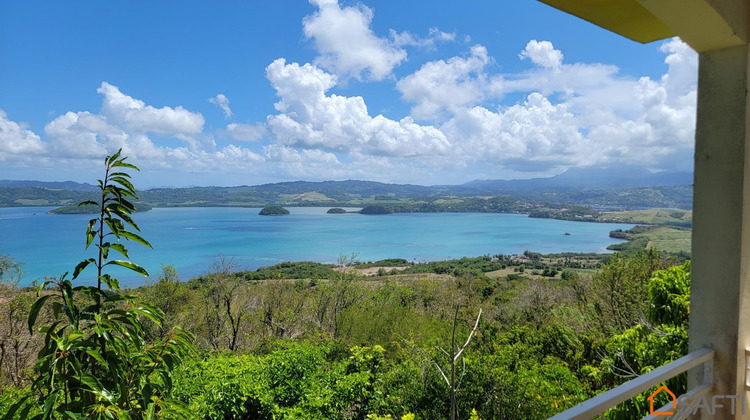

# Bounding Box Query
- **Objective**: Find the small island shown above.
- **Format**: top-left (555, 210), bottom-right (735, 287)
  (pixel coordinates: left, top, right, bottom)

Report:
top-left (259, 205), bottom-right (290, 216)
top-left (326, 208), bottom-right (347, 214)
top-left (359, 204), bottom-right (394, 215)
top-left (48, 202), bottom-right (153, 214)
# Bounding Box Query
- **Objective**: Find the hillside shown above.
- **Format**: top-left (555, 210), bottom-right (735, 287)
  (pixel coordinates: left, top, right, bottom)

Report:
top-left (0, 167), bottom-right (693, 210)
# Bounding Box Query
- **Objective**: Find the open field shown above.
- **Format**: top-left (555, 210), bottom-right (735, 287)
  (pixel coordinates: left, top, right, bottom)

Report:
top-left (279, 192), bottom-right (336, 202)
top-left (600, 208), bottom-right (692, 227)
top-left (608, 225), bottom-right (691, 255)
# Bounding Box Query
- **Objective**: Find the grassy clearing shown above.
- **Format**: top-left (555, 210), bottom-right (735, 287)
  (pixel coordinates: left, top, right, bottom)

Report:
top-left (279, 192), bottom-right (335, 202)
top-left (644, 226), bottom-right (692, 254)
top-left (15, 199), bottom-right (55, 205)
top-left (600, 208), bottom-right (692, 227)
top-left (608, 225), bottom-right (691, 255)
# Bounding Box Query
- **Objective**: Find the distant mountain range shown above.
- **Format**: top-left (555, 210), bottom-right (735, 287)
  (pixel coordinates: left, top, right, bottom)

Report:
top-left (0, 166), bottom-right (694, 210)
top-left (0, 180), bottom-right (98, 191)
top-left (0, 166), bottom-right (692, 194)
top-left (459, 166), bottom-right (692, 193)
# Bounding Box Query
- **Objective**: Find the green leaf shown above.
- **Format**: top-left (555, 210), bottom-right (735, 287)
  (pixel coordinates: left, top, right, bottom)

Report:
top-left (29, 294), bottom-right (53, 333)
top-left (110, 161), bottom-right (139, 171)
top-left (145, 402), bottom-right (156, 420)
top-left (132, 305), bottom-right (164, 326)
top-left (116, 198), bottom-right (136, 212)
top-left (100, 244), bottom-right (110, 260)
top-left (84, 348), bottom-right (107, 365)
top-left (42, 389), bottom-right (59, 418)
top-left (105, 260), bottom-right (150, 277)
top-left (110, 176), bottom-right (136, 193)
top-left (72, 258), bottom-right (96, 280)
top-left (104, 218), bottom-right (121, 237)
top-left (102, 186), bottom-right (122, 201)
top-left (114, 187), bottom-right (137, 200)
top-left (163, 399), bottom-right (194, 417)
top-left (79, 372), bottom-right (104, 393)
top-left (100, 274), bottom-right (121, 290)
top-left (119, 230), bottom-right (153, 248)
top-left (85, 218), bottom-right (98, 249)
top-left (108, 148), bottom-right (123, 164)
top-left (73, 285), bottom-right (106, 300)
top-left (106, 204), bottom-right (139, 231)
top-left (5, 395), bottom-right (32, 419)
top-left (78, 200), bottom-right (98, 207)
top-left (108, 242), bottom-right (129, 258)
top-left (35, 279), bottom-right (56, 295)
top-left (108, 171), bottom-right (131, 179)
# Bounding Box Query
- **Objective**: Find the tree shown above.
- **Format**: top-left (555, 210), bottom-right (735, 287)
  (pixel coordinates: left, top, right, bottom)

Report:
top-left (432, 305), bottom-right (482, 420)
top-left (0, 256), bottom-right (37, 391)
top-left (0, 255), bottom-right (23, 290)
top-left (260, 279), bottom-right (306, 339)
top-left (11, 149), bottom-right (195, 419)
top-left (142, 265), bottom-right (196, 341)
top-left (329, 253), bottom-right (364, 338)
top-left (590, 249), bottom-right (666, 333)
top-left (586, 261), bottom-right (691, 419)
top-left (203, 256), bottom-right (250, 351)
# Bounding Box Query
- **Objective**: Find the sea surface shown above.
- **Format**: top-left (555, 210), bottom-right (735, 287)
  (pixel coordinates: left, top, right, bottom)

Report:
top-left (0, 207), bottom-right (633, 287)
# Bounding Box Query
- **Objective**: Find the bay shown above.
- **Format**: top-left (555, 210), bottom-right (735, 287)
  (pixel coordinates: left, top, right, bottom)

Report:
top-left (0, 206), bottom-right (633, 287)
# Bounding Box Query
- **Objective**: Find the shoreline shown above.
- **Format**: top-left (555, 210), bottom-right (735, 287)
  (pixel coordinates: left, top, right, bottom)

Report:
top-left (2, 206), bottom-right (687, 288)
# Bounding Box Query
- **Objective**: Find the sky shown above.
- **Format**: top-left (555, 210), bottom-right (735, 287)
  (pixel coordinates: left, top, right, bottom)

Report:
top-left (0, 0), bottom-right (698, 188)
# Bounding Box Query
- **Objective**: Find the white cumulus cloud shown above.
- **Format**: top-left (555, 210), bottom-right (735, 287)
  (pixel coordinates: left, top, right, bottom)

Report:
top-left (442, 93), bottom-right (590, 171)
top-left (397, 45), bottom-right (501, 120)
top-left (98, 82), bottom-right (205, 135)
top-left (435, 38), bottom-right (697, 172)
top-left (45, 111), bottom-right (163, 159)
top-left (0, 110), bottom-right (47, 160)
top-left (519, 40), bottom-right (563, 69)
top-left (303, 0), bottom-right (406, 81)
top-left (265, 58), bottom-right (450, 157)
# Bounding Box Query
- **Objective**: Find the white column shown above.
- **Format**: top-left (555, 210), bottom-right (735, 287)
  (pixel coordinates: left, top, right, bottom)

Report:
top-left (689, 43), bottom-right (750, 419)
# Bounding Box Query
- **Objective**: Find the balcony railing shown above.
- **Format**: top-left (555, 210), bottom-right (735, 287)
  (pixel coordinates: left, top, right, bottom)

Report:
top-left (549, 347), bottom-right (715, 420)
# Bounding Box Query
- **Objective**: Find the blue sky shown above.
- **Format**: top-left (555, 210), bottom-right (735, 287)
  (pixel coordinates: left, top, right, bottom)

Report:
top-left (0, 0), bottom-right (697, 187)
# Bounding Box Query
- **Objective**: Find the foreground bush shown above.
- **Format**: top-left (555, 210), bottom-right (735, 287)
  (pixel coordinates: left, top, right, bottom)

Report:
top-left (9, 150), bottom-right (195, 419)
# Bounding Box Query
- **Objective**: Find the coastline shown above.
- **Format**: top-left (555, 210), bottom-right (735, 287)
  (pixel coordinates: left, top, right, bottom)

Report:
top-left (1, 206), bottom-right (636, 288)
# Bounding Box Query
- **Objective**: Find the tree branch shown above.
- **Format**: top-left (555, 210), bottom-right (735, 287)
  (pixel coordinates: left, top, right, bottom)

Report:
top-left (454, 308), bottom-right (482, 362)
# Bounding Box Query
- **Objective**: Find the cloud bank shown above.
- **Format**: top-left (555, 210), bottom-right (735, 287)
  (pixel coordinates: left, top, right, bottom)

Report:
top-left (0, 0), bottom-right (698, 185)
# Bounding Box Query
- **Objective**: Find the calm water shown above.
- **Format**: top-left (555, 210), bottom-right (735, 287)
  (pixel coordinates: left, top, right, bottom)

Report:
top-left (0, 207), bottom-right (633, 287)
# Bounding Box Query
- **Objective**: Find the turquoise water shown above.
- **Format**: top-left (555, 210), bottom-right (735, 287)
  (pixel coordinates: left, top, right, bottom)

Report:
top-left (0, 207), bottom-right (633, 287)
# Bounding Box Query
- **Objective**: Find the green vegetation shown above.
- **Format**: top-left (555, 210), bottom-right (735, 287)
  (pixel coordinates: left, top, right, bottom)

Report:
top-left (47, 202), bottom-right (153, 214)
top-left (360, 204), bottom-right (394, 214)
top-left (600, 208), bottom-right (692, 227)
top-left (7, 150), bottom-right (194, 418)
top-left (326, 207), bottom-right (348, 214)
top-left (587, 261), bottom-right (690, 418)
top-left (259, 205), bottom-right (290, 215)
top-left (528, 205), bottom-right (599, 221)
top-left (1, 244), bottom-right (691, 419)
top-left (354, 258), bottom-right (411, 268)
top-left (608, 225), bottom-right (691, 256)
top-left (0, 156), bottom-right (695, 418)
top-left (1, 179), bottom-right (691, 213)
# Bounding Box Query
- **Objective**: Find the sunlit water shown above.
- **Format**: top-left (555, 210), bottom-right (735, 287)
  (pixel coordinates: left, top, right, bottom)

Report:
top-left (0, 207), bottom-right (633, 287)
